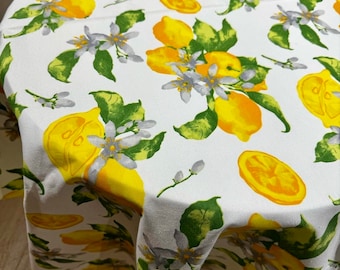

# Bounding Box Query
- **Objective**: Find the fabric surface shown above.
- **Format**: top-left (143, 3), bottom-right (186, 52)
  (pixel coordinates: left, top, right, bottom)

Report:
top-left (0, 0), bottom-right (340, 269)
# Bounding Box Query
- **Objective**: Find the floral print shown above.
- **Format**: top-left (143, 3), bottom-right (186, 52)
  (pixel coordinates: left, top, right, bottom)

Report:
top-left (0, 0), bottom-right (339, 269)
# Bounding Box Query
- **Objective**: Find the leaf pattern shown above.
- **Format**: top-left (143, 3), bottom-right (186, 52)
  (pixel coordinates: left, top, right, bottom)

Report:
top-left (0, 1), bottom-right (339, 269)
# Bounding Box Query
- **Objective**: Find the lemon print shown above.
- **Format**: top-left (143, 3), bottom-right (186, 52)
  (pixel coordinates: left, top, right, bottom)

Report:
top-left (297, 69), bottom-right (340, 128)
top-left (334, 0), bottom-right (340, 14)
top-left (238, 151), bottom-right (306, 205)
top-left (51, 0), bottom-right (96, 19)
top-left (27, 213), bottom-right (83, 230)
top-left (153, 16), bottom-right (194, 48)
top-left (60, 230), bottom-right (105, 245)
top-left (160, 0), bottom-right (201, 13)
top-left (215, 92), bottom-right (262, 142)
top-left (82, 239), bottom-right (122, 252)
top-left (247, 213), bottom-right (281, 230)
top-left (43, 108), bottom-right (104, 183)
top-left (222, 213), bottom-right (280, 238)
top-left (196, 52), bottom-right (242, 78)
top-left (85, 159), bottom-right (145, 215)
top-left (146, 47), bottom-right (181, 74)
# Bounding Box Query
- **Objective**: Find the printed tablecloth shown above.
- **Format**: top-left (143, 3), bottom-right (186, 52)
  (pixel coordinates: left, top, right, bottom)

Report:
top-left (0, 0), bottom-right (340, 269)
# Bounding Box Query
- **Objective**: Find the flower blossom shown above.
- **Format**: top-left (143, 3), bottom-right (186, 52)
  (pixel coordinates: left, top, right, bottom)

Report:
top-left (297, 3), bottom-right (340, 34)
top-left (87, 121), bottom-right (141, 183)
top-left (98, 22), bottom-right (143, 62)
top-left (271, 5), bottom-right (299, 30)
top-left (67, 26), bottom-right (99, 58)
top-left (162, 65), bottom-right (202, 103)
top-left (196, 64), bottom-right (238, 100)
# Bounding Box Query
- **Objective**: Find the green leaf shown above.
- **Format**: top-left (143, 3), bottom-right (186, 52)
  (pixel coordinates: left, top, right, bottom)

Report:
top-left (314, 132), bottom-right (340, 162)
top-left (7, 164), bottom-right (45, 195)
top-left (35, 259), bottom-right (58, 269)
top-left (122, 132), bottom-right (166, 160)
top-left (90, 91), bottom-right (145, 125)
top-left (299, 24), bottom-right (327, 49)
top-left (116, 101), bottom-right (145, 127)
top-left (314, 56), bottom-right (340, 82)
top-left (93, 50), bottom-right (116, 82)
top-left (278, 215), bottom-right (317, 251)
top-left (4, 14), bottom-right (45, 38)
top-left (138, 258), bottom-right (149, 270)
top-left (90, 91), bottom-right (124, 123)
top-left (90, 221), bottom-right (133, 244)
top-left (7, 93), bottom-right (27, 119)
top-left (10, 4), bottom-right (42, 19)
top-left (52, 258), bottom-right (79, 263)
top-left (72, 185), bottom-right (97, 205)
top-left (48, 50), bottom-right (80, 83)
top-left (3, 178), bottom-right (23, 190)
top-left (238, 57), bottom-right (270, 84)
top-left (0, 43), bottom-right (13, 86)
top-left (180, 197), bottom-right (223, 248)
top-left (247, 92), bottom-right (291, 132)
top-left (299, 0), bottom-right (322, 11)
top-left (193, 19), bottom-right (237, 52)
top-left (217, 0), bottom-right (243, 15)
top-left (98, 196), bottom-right (134, 218)
top-left (29, 233), bottom-right (49, 251)
top-left (174, 108), bottom-right (217, 140)
top-left (268, 24), bottom-right (291, 50)
top-left (115, 10), bottom-right (145, 33)
top-left (278, 212), bottom-right (340, 259)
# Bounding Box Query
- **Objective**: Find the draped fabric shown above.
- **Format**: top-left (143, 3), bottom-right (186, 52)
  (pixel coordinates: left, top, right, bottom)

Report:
top-left (0, 0), bottom-right (339, 269)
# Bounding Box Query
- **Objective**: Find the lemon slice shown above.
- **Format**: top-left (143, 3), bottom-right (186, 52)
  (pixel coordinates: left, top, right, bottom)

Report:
top-left (238, 151), bottom-right (306, 205)
top-left (27, 213), bottom-right (83, 230)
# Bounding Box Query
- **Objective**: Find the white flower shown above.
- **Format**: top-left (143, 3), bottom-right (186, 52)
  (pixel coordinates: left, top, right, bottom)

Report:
top-left (99, 22), bottom-right (138, 52)
top-left (271, 5), bottom-right (299, 30)
top-left (87, 121), bottom-right (140, 183)
top-left (296, 3), bottom-right (340, 34)
top-left (162, 65), bottom-right (202, 103)
top-left (67, 26), bottom-right (100, 58)
top-left (195, 64), bottom-right (238, 100)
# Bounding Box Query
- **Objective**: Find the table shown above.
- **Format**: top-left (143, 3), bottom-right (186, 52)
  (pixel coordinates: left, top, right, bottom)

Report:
top-left (0, 0), bottom-right (339, 269)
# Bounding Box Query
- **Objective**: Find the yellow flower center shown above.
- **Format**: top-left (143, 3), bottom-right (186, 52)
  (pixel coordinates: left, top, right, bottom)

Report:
top-left (74, 35), bottom-right (88, 48)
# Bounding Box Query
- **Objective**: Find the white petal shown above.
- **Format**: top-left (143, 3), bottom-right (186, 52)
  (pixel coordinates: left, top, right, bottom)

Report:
top-left (138, 120), bottom-right (156, 129)
top-left (240, 69), bottom-right (256, 81)
top-left (208, 64), bottom-right (218, 77)
top-left (110, 22), bottom-right (120, 35)
top-left (180, 90), bottom-right (191, 103)
top-left (120, 134), bottom-right (141, 147)
top-left (162, 81), bottom-right (178, 90)
top-left (118, 154), bottom-right (137, 169)
top-left (87, 136), bottom-right (105, 147)
top-left (215, 86), bottom-right (229, 100)
top-left (219, 76), bottom-right (238, 85)
top-left (174, 229), bottom-right (189, 250)
top-left (88, 156), bottom-right (106, 184)
top-left (105, 121), bottom-right (116, 138)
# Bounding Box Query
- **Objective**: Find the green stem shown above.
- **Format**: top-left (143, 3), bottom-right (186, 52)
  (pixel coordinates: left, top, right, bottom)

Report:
top-left (157, 173), bottom-right (193, 198)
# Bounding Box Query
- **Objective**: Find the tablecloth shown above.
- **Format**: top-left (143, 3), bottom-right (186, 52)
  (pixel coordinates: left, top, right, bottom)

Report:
top-left (0, 0), bottom-right (340, 269)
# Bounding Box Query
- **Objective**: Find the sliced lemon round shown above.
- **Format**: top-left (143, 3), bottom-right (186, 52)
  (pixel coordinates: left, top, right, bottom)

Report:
top-left (238, 151), bottom-right (306, 205)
